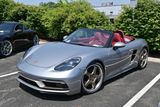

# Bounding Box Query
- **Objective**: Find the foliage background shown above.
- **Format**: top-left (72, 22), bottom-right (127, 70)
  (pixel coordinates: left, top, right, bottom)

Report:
top-left (115, 0), bottom-right (160, 51)
top-left (0, 0), bottom-right (160, 51)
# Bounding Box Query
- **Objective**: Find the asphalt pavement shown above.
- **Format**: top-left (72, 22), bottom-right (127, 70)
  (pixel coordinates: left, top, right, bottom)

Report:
top-left (0, 52), bottom-right (160, 107)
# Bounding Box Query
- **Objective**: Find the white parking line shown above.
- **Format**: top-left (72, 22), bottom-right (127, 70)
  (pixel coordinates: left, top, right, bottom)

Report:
top-left (123, 73), bottom-right (160, 107)
top-left (0, 72), bottom-right (18, 78)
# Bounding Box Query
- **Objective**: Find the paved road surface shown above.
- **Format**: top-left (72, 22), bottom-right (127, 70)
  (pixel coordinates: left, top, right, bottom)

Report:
top-left (0, 52), bottom-right (160, 107)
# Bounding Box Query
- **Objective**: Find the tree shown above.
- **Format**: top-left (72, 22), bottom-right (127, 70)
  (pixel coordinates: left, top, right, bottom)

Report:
top-left (42, 1), bottom-right (110, 40)
top-left (0, 0), bottom-right (15, 21)
top-left (25, 7), bottom-right (46, 38)
top-left (7, 4), bottom-right (29, 21)
top-left (115, 0), bottom-right (160, 51)
top-left (7, 4), bottom-right (46, 38)
top-left (39, 2), bottom-right (56, 8)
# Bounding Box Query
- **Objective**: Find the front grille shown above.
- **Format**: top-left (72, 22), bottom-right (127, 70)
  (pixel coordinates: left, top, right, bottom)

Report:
top-left (19, 75), bottom-right (38, 87)
top-left (43, 81), bottom-right (68, 90)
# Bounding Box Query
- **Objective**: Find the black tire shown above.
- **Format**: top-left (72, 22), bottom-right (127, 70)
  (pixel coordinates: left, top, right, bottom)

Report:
top-left (137, 48), bottom-right (148, 69)
top-left (81, 62), bottom-right (104, 94)
top-left (33, 34), bottom-right (39, 45)
top-left (0, 40), bottom-right (13, 57)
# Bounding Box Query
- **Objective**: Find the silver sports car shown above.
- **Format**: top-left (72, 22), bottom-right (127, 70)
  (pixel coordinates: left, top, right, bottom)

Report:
top-left (17, 28), bottom-right (149, 95)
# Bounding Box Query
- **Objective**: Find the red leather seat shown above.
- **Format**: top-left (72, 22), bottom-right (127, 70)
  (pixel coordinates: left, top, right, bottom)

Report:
top-left (112, 33), bottom-right (125, 46)
top-left (89, 32), bottom-right (106, 46)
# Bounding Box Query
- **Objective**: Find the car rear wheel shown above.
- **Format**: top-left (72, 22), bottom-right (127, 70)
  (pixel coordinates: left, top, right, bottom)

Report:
top-left (82, 63), bottom-right (104, 94)
top-left (33, 34), bottom-right (39, 45)
top-left (138, 48), bottom-right (148, 69)
top-left (0, 40), bottom-right (13, 57)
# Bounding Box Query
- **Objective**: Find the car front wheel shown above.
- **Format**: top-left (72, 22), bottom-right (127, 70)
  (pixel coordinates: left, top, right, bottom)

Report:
top-left (0, 40), bottom-right (13, 57)
top-left (82, 62), bottom-right (104, 94)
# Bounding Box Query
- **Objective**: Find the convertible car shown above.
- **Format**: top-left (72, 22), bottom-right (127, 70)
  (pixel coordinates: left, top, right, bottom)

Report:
top-left (17, 28), bottom-right (148, 95)
top-left (0, 21), bottom-right (39, 57)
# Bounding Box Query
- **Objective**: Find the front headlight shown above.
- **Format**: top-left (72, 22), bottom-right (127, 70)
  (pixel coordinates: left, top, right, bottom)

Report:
top-left (54, 57), bottom-right (81, 71)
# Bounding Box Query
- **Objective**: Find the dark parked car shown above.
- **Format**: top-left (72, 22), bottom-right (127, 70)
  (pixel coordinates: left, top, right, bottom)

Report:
top-left (0, 21), bottom-right (39, 57)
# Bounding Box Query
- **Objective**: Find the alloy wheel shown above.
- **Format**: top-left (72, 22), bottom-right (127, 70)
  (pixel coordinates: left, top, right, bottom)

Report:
top-left (82, 63), bottom-right (103, 93)
top-left (139, 49), bottom-right (148, 69)
top-left (0, 40), bottom-right (13, 56)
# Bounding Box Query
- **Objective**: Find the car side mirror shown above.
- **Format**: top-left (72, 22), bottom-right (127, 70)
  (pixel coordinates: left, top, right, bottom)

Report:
top-left (63, 35), bottom-right (68, 40)
top-left (15, 29), bottom-right (23, 33)
top-left (113, 42), bottom-right (126, 50)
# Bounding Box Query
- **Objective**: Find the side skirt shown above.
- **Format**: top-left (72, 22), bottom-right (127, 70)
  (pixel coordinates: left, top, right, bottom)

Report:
top-left (103, 62), bottom-right (138, 82)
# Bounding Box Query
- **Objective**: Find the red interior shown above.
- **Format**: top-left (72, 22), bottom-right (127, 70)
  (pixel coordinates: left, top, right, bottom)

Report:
top-left (77, 32), bottom-right (109, 46)
top-left (74, 31), bottom-right (135, 47)
top-left (89, 32), bottom-right (109, 46)
top-left (112, 33), bottom-right (125, 46)
top-left (112, 33), bottom-right (135, 47)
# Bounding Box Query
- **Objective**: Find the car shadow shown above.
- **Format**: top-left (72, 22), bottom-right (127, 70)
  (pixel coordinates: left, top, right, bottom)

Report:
top-left (100, 68), bottom-right (139, 90)
top-left (19, 68), bottom-right (139, 101)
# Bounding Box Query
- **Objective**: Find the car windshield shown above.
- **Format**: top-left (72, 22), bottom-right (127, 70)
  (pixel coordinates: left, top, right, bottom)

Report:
top-left (64, 29), bottom-right (111, 47)
top-left (0, 23), bottom-right (14, 34)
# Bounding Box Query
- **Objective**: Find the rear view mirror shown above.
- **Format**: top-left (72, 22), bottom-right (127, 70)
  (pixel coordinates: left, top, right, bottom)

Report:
top-left (113, 42), bottom-right (126, 49)
top-left (63, 35), bottom-right (68, 40)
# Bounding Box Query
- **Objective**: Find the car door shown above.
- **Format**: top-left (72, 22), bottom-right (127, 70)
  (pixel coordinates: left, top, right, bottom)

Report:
top-left (104, 46), bottom-right (131, 77)
top-left (106, 47), bottom-right (130, 76)
top-left (115, 45), bottom-right (132, 73)
top-left (104, 33), bottom-right (132, 77)
top-left (121, 43), bottom-right (137, 71)
top-left (12, 24), bottom-right (28, 48)
top-left (23, 25), bottom-right (33, 44)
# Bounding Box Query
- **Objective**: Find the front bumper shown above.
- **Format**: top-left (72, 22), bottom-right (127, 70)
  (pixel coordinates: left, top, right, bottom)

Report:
top-left (17, 74), bottom-right (70, 94)
top-left (17, 62), bottom-right (84, 95)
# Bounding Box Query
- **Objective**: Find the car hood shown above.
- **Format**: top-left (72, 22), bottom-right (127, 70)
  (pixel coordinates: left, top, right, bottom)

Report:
top-left (0, 32), bottom-right (10, 36)
top-left (25, 42), bottom-right (98, 68)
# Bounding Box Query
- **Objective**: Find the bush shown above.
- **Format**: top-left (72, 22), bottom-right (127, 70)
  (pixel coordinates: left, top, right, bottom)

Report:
top-left (42, 1), bottom-right (110, 40)
top-left (115, 0), bottom-right (160, 51)
top-left (0, 0), bottom-right (15, 21)
top-left (7, 4), bottom-right (46, 38)
top-left (7, 4), bottom-right (29, 21)
top-left (25, 7), bottom-right (46, 38)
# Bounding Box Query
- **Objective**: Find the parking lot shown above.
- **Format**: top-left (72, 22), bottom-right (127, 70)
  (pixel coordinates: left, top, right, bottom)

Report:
top-left (0, 52), bottom-right (160, 107)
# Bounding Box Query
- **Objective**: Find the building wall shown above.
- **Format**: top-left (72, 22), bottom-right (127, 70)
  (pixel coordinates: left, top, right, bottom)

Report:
top-left (94, 0), bottom-right (137, 19)
top-left (94, 5), bottom-right (122, 19)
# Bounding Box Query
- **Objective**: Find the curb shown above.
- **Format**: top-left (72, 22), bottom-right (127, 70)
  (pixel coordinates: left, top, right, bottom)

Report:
top-left (148, 57), bottom-right (160, 63)
top-left (39, 41), bottom-right (48, 44)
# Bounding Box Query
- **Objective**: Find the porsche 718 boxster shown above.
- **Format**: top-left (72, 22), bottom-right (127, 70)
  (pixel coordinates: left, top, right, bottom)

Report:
top-left (0, 21), bottom-right (39, 57)
top-left (17, 28), bottom-right (149, 95)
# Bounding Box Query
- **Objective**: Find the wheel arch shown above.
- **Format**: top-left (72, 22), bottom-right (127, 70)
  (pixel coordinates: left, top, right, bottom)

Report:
top-left (2, 37), bottom-right (14, 44)
top-left (143, 46), bottom-right (149, 52)
top-left (81, 59), bottom-right (105, 94)
top-left (3, 37), bottom-right (11, 40)
top-left (88, 59), bottom-right (105, 74)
